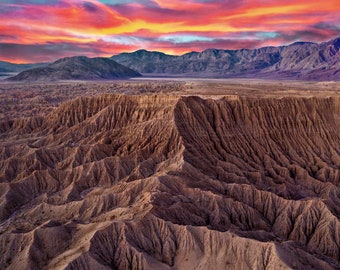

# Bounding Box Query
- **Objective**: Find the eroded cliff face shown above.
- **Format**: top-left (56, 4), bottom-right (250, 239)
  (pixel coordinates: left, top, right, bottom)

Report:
top-left (0, 95), bottom-right (339, 269)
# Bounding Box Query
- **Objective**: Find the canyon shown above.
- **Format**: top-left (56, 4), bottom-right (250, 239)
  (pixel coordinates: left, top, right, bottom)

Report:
top-left (0, 80), bottom-right (339, 269)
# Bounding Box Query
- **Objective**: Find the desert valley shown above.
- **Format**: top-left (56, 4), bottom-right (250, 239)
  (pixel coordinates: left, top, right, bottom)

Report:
top-left (0, 0), bottom-right (340, 264)
top-left (0, 74), bottom-right (339, 269)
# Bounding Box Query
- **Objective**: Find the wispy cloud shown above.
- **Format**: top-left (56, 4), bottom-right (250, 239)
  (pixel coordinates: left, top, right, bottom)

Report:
top-left (1, 0), bottom-right (340, 62)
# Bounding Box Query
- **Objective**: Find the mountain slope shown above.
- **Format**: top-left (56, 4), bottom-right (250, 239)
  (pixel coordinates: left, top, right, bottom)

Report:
top-left (7, 56), bottom-right (141, 81)
top-left (0, 94), bottom-right (339, 269)
top-left (112, 37), bottom-right (340, 80)
top-left (0, 61), bottom-right (47, 73)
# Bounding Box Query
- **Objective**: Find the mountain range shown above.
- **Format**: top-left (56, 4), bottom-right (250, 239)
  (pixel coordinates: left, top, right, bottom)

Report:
top-left (111, 37), bottom-right (340, 80)
top-left (2, 36), bottom-right (340, 81)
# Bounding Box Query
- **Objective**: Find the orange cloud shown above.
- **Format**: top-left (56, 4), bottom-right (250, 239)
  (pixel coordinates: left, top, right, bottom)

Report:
top-left (0, 0), bottom-right (340, 63)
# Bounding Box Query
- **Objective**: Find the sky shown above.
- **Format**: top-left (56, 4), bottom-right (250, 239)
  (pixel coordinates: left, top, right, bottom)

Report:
top-left (1, 0), bottom-right (340, 63)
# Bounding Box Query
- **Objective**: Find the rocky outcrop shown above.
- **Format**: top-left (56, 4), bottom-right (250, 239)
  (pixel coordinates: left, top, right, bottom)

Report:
top-left (0, 95), bottom-right (339, 269)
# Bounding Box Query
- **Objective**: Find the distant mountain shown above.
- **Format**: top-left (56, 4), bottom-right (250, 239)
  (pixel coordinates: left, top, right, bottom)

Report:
top-left (111, 37), bottom-right (340, 80)
top-left (7, 56), bottom-right (141, 81)
top-left (112, 50), bottom-right (176, 73)
top-left (0, 61), bottom-right (47, 73)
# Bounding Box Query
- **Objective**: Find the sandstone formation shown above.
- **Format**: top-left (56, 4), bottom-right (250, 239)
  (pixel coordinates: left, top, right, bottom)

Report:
top-left (111, 37), bottom-right (340, 80)
top-left (7, 57), bottom-right (141, 82)
top-left (0, 92), bottom-right (339, 269)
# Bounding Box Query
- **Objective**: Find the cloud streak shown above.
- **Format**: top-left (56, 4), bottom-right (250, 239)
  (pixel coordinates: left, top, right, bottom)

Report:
top-left (1, 0), bottom-right (340, 63)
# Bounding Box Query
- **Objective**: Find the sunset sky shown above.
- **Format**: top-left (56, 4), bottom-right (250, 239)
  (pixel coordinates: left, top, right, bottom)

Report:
top-left (1, 0), bottom-right (340, 63)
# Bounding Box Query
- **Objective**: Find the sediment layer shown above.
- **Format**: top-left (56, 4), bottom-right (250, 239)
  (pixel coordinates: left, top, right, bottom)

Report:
top-left (0, 95), bottom-right (339, 269)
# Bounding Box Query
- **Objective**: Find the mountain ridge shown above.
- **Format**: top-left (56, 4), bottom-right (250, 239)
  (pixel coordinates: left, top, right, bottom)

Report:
top-left (2, 36), bottom-right (340, 80)
top-left (111, 37), bottom-right (340, 80)
top-left (0, 61), bottom-right (48, 73)
top-left (7, 56), bottom-right (141, 81)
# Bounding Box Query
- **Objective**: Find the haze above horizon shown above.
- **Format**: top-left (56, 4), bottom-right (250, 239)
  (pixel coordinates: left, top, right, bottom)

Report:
top-left (1, 0), bottom-right (340, 63)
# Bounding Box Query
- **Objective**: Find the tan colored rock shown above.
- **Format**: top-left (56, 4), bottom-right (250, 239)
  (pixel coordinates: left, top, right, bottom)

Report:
top-left (0, 93), bottom-right (339, 269)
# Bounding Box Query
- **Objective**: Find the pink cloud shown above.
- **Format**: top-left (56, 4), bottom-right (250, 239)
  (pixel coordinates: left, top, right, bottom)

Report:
top-left (1, 0), bottom-right (340, 62)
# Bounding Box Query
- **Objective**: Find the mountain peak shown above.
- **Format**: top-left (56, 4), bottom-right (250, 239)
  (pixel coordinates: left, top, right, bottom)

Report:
top-left (289, 41), bottom-right (316, 46)
top-left (331, 37), bottom-right (340, 49)
top-left (53, 55), bottom-right (87, 62)
top-left (7, 56), bottom-right (141, 81)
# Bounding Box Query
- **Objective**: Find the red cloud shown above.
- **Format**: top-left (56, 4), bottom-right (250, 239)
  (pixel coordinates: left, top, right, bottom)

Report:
top-left (1, 0), bottom-right (340, 63)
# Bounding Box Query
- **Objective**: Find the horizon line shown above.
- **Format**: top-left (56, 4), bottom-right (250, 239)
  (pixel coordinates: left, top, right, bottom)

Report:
top-left (1, 36), bottom-right (338, 65)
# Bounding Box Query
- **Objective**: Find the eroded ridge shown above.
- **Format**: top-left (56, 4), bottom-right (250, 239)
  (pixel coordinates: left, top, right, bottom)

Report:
top-left (0, 95), bottom-right (339, 269)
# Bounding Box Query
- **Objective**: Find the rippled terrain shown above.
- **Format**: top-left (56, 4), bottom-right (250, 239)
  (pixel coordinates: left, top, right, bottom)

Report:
top-left (0, 80), bottom-right (339, 269)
